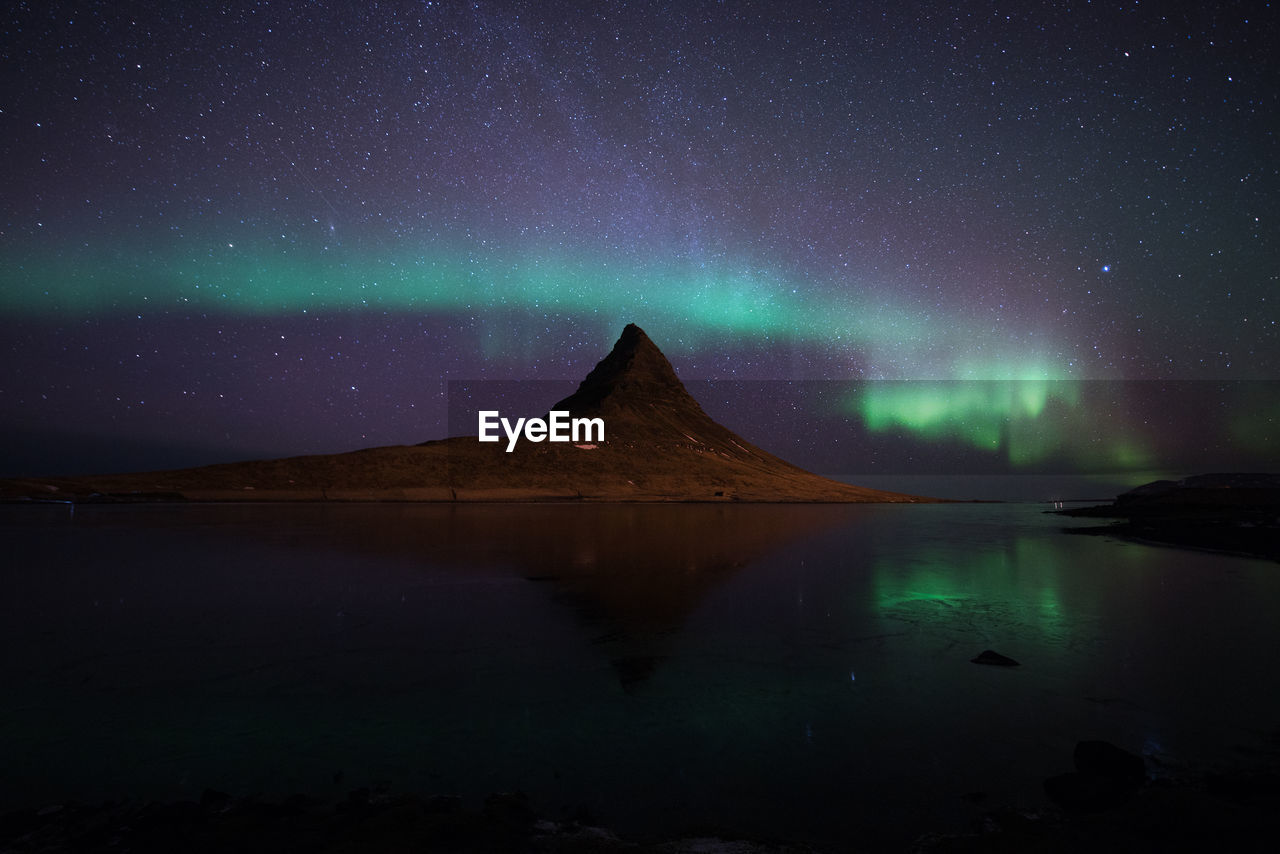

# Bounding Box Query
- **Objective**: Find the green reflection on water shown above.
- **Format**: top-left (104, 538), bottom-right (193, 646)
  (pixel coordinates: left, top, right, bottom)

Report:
top-left (871, 534), bottom-right (1069, 641)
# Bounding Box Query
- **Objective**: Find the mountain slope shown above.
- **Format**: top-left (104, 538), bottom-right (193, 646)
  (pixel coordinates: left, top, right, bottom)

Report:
top-left (431, 324), bottom-right (925, 501)
top-left (2, 325), bottom-right (930, 503)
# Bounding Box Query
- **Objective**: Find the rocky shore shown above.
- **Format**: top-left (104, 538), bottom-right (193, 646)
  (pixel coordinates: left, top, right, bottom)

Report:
top-left (0, 787), bottom-right (817, 854)
top-left (7, 749), bottom-right (1280, 854)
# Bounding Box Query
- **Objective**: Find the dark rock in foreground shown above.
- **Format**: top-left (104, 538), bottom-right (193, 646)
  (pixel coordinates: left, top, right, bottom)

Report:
top-left (1074, 740), bottom-right (1147, 789)
top-left (1043, 741), bottom-right (1145, 813)
top-left (970, 649), bottom-right (1020, 666)
top-left (0, 790), bottom-right (814, 853)
top-left (1043, 771), bottom-right (1137, 813)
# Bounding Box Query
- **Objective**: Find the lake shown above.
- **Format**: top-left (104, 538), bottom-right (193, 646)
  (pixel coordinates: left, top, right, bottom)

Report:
top-left (3, 499), bottom-right (1278, 848)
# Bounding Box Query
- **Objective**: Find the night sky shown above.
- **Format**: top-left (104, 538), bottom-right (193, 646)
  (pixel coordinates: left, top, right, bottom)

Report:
top-left (2, 0), bottom-right (1276, 476)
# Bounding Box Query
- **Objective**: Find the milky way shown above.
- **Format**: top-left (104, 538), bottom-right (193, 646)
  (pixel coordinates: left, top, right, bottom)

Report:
top-left (2, 1), bottom-right (1276, 475)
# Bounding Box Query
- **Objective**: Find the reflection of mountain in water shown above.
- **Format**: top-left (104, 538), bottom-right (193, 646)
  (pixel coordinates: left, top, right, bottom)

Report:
top-left (480, 504), bottom-right (854, 689)
top-left (373, 504), bottom-right (852, 689)
top-left (47, 502), bottom-right (853, 688)
top-left (125, 502), bottom-right (852, 690)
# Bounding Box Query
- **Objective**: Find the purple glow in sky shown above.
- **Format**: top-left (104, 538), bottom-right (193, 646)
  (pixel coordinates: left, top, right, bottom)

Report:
top-left (2, 1), bottom-right (1276, 475)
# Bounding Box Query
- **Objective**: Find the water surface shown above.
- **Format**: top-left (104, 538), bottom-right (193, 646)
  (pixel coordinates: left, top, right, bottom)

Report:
top-left (3, 501), bottom-right (1278, 847)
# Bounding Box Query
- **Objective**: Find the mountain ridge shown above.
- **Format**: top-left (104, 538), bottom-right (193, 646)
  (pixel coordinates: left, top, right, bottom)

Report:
top-left (1, 324), bottom-right (933, 503)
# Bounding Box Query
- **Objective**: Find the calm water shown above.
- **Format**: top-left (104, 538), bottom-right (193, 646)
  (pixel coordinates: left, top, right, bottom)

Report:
top-left (3, 500), bottom-right (1278, 847)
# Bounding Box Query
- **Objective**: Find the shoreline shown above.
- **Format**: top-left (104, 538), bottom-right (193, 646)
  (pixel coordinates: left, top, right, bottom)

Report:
top-left (1, 493), bottom-right (939, 505)
top-left (0, 484), bottom-right (939, 505)
top-left (6, 760), bottom-right (1280, 853)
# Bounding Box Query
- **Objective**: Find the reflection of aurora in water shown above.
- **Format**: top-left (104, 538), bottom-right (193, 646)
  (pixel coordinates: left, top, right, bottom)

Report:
top-left (867, 525), bottom-right (1187, 654)
top-left (872, 536), bottom-right (1071, 647)
top-left (6, 501), bottom-right (1280, 847)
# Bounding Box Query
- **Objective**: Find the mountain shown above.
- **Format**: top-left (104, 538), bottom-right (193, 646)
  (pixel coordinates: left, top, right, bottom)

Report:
top-left (0, 324), bottom-right (929, 503)
top-left (550, 323), bottom-right (781, 450)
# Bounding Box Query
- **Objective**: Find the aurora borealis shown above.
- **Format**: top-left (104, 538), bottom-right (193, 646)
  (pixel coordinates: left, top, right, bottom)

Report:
top-left (2, 1), bottom-right (1276, 478)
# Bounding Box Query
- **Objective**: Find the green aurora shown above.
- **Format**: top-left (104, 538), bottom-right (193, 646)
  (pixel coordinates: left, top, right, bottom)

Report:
top-left (4, 239), bottom-right (1272, 473)
top-left (2, 238), bottom-right (1065, 377)
top-left (847, 380), bottom-right (1163, 470)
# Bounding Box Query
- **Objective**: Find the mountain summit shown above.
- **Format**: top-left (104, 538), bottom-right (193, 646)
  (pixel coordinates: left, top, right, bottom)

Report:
top-left (2, 325), bottom-right (929, 503)
top-left (554, 323), bottom-right (691, 411)
top-left (516, 324), bottom-right (795, 484)
top-left (547, 324), bottom-right (764, 456)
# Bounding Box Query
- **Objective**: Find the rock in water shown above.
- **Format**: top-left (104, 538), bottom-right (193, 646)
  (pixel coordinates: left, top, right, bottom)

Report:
top-left (1044, 740), bottom-right (1146, 812)
top-left (1074, 739), bottom-right (1146, 789)
top-left (970, 649), bottom-right (1020, 666)
top-left (1043, 771), bottom-right (1134, 812)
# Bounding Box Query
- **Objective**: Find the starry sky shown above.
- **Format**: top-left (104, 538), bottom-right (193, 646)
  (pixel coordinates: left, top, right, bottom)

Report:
top-left (2, 0), bottom-right (1276, 477)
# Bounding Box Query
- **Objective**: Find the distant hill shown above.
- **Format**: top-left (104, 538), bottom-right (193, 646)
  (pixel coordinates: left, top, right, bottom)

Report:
top-left (1057, 473), bottom-right (1280, 560)
top-left (0, 324), bottom-right (930, 503)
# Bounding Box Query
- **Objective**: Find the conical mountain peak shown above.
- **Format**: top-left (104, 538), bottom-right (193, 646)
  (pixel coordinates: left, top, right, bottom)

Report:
top-left (555, 323), bottom-right (695, 413)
